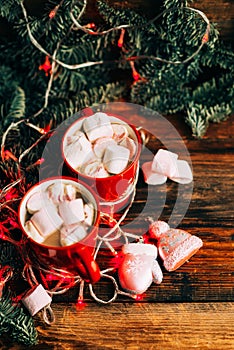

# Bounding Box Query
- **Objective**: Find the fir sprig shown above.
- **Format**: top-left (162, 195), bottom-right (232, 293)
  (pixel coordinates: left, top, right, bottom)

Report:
top-left (0, 291), bottom-right (38, 346)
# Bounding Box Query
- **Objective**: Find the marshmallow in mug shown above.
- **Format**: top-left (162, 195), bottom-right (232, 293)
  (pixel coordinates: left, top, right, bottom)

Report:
top-left (103, 144), bottom-right (130, 174)
top-left (64, 131), bottom-right (94, 170)
top-left (30, 206), bottom-right (63, 239)
top-left (23, 182), bottom-right (95, 247)
top-left (60, 224), bottom-right (87, 246)
top-left (59, 198), bottom-right (85, 226)
top-left (83, 112), bottom-right (113, 142)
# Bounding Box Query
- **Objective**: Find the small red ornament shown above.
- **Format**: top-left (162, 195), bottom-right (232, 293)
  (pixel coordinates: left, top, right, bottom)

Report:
top-left (39, 56), bottom-right (52, 76)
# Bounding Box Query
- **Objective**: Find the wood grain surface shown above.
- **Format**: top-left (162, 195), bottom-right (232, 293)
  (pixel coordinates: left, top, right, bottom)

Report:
top-left (1, 106), bottom-right (233, 349)
top-left (1, 302), bottom-right (233, 349)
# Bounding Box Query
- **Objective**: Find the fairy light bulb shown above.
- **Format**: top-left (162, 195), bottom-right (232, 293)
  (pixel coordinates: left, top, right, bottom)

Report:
top-left (130, 61), bottom-right (140, 81)
top-left (39, 56), bottom-right (52, 76)
top-left (49, 5), bottom-right (59, 19)
top-left (118, 29), bottom-right (126, 48)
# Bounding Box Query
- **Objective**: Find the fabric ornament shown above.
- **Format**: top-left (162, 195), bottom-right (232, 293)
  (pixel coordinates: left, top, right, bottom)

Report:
top-left (148, 220), bottom-right (203, 271)
top-left (118, 243), bottom-right (163, 295)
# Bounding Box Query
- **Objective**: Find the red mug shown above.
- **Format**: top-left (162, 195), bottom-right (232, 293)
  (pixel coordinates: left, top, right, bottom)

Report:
top-left (18, 177), bottom-right (101, 283)
top-left (62, 112), bottom-right (142, 212)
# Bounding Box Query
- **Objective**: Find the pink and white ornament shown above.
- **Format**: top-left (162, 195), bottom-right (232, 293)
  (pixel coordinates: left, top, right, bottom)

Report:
top-left (118, 243), bottom-right (163, 295)
top-left (148, 220), bottom-right (203, 271)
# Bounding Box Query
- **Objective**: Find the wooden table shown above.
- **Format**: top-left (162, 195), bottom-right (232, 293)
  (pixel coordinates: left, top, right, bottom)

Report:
top-left (1, 105), bottom-right (234, 349)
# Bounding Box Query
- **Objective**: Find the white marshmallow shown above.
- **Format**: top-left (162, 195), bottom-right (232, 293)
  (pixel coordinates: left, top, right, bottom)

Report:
top-left (171, 159), bottom-right (193, 184)
top-left (120, 137), bottom-right (137, 159)
top-left (82, 159), bottom-right (109, 178)
top-left (60, 224), bottom-right (87, 246)
top-left (24, 221), bottom-right (44, 244)
top-left (103, 144), bottom-right (130, 174)
top-left (65, 133), bottom-right (93, 169)
top-left (22, 284), bottom-right (52, 316)
top-left (47, 182), bottom-right (66, 205)
top-left (26, 191), bottom-right (50, 214)
top-left (58, 198), bottom-right (85, 226)
top-left (142, 161), bottom-right (167, 185)
top-left (93, 137), bottom-right (116, 158)
top-left (84, 203), bottom-right (94, 226)
top-left (66, 131), bottom-right (84, 145)
top-left (31, 207), bottom-right (63, 238)
top-left (65, 184), bottom-right (77, 201)
top-left (151, 149), bottom-right (178, 178)
top-left (112, 124), bottom-right (128, 142)
top-left (83, 112), bottom-right (113, 142)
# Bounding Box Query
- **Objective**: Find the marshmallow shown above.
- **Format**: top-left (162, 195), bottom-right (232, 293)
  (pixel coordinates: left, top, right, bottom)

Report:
top-left (84, 203), bottom-right (94, 226)
top-left (65, 184), bottom-right (77, 201)
top-left (66, 131), bottom-right (84, 145)
top-left (31, 207), bottom-right (63, 238)
top-left (151, 149), bottom-right (178, 178)
top-left (24, 221), bottom-right (44, 244)
top-left (93, 137), bottom-right (116, 158)
top-left (112, 124), bottom-right (128, 142)
top-left (60, 224), bottom-right (87, 246)
top-left (103, 144), bottom-right (130, 174)
top-left (58, 198), bottom-right (85, 226)
top-left (26, 191), bottom-right (49, 214)
top-left (120, 137), bottom-right (137, 159)
top-left (171, 159), bottom-right (193, 184)
top-left (65, 133), bottom-right (93, 169)
top-left (142, 161), bottom-right (167, 185)
top-left (83, 112), bottom-right (113, 142)
top-left (47, 182), bottom-right (66, 205)
top-left (82, 159), bottom-right (109, 178)
top-left (22, 284), bottom-right (52, 316)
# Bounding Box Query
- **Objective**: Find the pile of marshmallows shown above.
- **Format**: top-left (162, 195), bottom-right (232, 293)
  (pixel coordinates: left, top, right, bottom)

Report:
top-left (64, 112), bottom-right (137, 177)
top-left (24, 182), bottom-right (94, 246)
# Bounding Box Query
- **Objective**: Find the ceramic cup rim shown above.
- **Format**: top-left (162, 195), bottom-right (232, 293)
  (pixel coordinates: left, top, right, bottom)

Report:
top-left (18, 176), bottom-right (100, 250)
top-left (61, 113), bottom-right (142, 182)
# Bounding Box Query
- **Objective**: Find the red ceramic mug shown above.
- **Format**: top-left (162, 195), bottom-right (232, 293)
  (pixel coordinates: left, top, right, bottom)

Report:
top-left (62, 112), bottom-right (142, 212)
top-left (18, 177), bottom-right (101, 283)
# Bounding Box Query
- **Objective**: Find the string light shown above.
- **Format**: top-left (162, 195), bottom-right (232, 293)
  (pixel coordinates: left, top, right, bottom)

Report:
top-left (130, 61), bottom-right (141, 81)
top-left (39, 56), bottom-right (52, 76)
top-left (117, 29), bottom-right (126, 48)
top-left (49, 5), bottom-right (60, 19)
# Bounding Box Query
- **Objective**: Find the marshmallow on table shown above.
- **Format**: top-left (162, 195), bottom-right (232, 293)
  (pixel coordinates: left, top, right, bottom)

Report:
top-left (22, 284), bottom-right (52, 316)
top-left (93, 137), bottom-right (116, 158)
top-left (112, 124), bottom-right (128, 142)
top-left (65, 132), bottom-right (93, 169)
top-left (170, 159), bottom-right (193, 184)
top-left (83, 112), bottom-right (113, 142)
top-left (24, 220), bottom-right (44, 244)
top-left (82, 159), bottom-right (109, 178)
top-left (142, 161), bottom-right (167, 185)
top-left (120, 137), bottom-right (137, 159)
top-left (103, 144), bottom-right (130, 174)
top-left (58, 198), bottom-right (85, 226)
top-left (31, 206), bottom-right (63, 238)
top-left (151, 149), bottom-right (178, 178)
top-left (60, 224), bottom-right (87, 246)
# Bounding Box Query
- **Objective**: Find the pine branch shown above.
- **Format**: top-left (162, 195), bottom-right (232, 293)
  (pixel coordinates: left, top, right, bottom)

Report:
top-left (0, 291), bottom-right (38, 346)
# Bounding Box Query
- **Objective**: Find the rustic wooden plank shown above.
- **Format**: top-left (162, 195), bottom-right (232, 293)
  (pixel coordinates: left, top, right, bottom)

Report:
top-left (2, 302), bottom-right (233, 349)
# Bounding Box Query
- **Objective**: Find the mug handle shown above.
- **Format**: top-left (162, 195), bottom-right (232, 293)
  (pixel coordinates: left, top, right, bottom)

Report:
top-left (76, 245), bottom-right (101, 284)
